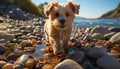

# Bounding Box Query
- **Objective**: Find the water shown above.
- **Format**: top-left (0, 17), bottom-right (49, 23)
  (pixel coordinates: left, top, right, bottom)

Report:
top-left (74, 16), bottom-right (120, 28)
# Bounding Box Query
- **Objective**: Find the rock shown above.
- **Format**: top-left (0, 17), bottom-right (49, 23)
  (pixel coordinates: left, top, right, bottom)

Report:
top-left (0, 31), bottom-right (14, 42)
top-left (80, 46), bottom-right (91, 52)
top-left (25, 59), bottom-right (36, 69)
top-left (7, 53), bottom-right (18, 61)
top-left (82, 34), bottom-right (91, 41)
top-left (21, 30), bottom-right (31, 35)
top-left (42, 64), bottom-right (54, 69)
top-left (108, 27), bottom-right (120, 32)
top-left (14, 54), bottom-right (33, 69)
top-left (67, 51), bottom-right (85, 63)
top-left (73, 41), bottom-right (82, 48)
top-left (91, 26), bottom-right (110, 35)
top-left (2, 63), bottom-right (13, 69)
top-left (0, 44), bottom-right (7, 55)
top-left (109, 32), bottom-right (120, 44)
top-left (92, 33), bottom-right (105, 40)
top-left (0, 39), bottom-right (6, 43)
top-left (82, 59), bottom-right (96, 69)
top-left (19, 26), bottom-right (26, 30)
top-left (7, 25), bottom-right (14, 28)
top-left (14, 33), bottom-right (23, 38)
top-left (104, 32), bottom-right (116, 40)
top-left (20, 40), bottom-right (33, 50)
top-left (5, 5), bottom-right (30, 20)
top-left (87, 46), bottom-right (108, 59)
top-left (0, 16), bottom-right (4, 22)
top-left (54, 59), bottom-right (84, 69)
top-left (26, 26), bottom-right (34, 32)
top-left (0, 61), bottom-right (7, 69)
top-left (97, 55), bottom-right (120, 69)
top-left (12, 28), bottom-right (21, 34)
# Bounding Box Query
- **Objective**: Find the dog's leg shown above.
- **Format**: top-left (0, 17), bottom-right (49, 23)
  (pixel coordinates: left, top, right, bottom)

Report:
top-left (49, 35), bottom-right (64, 55)
top-left (62, 34), bottom-right (71, 53)
top-left (44, 30), bottom-right (50, 46)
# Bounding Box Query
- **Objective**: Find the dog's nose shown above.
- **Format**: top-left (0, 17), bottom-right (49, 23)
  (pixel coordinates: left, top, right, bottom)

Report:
top-left (60, 19), bottom-right (65, 24)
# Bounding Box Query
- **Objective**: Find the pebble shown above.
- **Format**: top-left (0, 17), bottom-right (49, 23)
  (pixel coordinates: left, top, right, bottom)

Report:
top-left (0, 44), bottom-right (7, 55)
top-left (67, 51), bottom-right (85, 63)
top-left (54, 59), bottom-right (84, 69)
top-left (92, 33), bottom-right (105, 40)
top-left (97, 55), bottom-right (120, 69)
top-left (87, 46), bottom-right (108, 59)
top-left (109, 32), bottom-right (120, 44)
top-left (0, 61), bottom-right (7, 69)
top-left (104, 32), bottom-right (116, 40)
top-left (91, 25), bottom-right (110, 35)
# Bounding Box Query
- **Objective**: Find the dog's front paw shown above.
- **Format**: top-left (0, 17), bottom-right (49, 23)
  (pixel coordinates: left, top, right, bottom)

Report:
top-left (52, 45), bottom-right (64, 55)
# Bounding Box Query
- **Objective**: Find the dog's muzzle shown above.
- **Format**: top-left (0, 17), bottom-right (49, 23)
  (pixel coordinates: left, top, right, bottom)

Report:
top-left (60, 19), bottom-right (66, 28)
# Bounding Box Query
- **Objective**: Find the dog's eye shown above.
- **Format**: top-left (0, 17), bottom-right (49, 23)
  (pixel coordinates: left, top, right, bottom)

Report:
top-left (55, 12), bottom-right (59, 17)
top-left (66, 13), bottom-right (69, 17)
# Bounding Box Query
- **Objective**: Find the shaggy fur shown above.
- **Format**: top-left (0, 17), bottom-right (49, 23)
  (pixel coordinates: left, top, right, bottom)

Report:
top-left (44, 1), bottom-right (80, 54)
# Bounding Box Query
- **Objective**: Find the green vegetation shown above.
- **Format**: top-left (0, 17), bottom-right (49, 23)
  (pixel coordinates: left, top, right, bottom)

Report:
top-left (10, 0), bottom-right (43, 15)
top-left (101, 3), bottom-right (120, 18)
top-left (115, 3), bottom-right (120, 12)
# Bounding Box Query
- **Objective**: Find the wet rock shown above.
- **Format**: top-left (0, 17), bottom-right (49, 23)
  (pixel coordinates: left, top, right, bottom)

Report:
top-left (19, 26), bottom-right (26, 30)
top-left (0, 39), bottom-right (6, 43)
top-left (28, 35), bottom-right (36, 39)
top-left (12, 28), bottom-right (21, 34)
top-left (92, 33), bottom-right (105, 40)
top-left (42, 64), bottom-right (54, 69)
top-left (26, 26), bottom-right (34, 32)
top-left (21, 30), bottom-right (31, 35)
top-left (0, 16), bottom-right (4, 22)
top-left (17, 39), bottom-right (24, 44)
top-left (14, 33), bottom-right (23, 38)
top-left (82, 34), bottom-right (91, 41)
top-left (14, 54), bottom-right (33, 69)
top-left (7, 25), bottom-right (14, 28)
top-left (0, 44), bottom-right (7, 55)
top-left (20, 40), bottom-right (33, 50)
top-left (97, 55), bottom-right (120, 69)
top-left (2, 63), bottom-right (13, 69)
top-left (108, 27), bottom-right (120, 32)
top-left (80, 46), bottom-right (91, 52)
top-left (0, 31), bottom-right (14, 42)
top-left (25, 59), bottom-right (36, 69)
top-left (87, 46), bottom-right (108, 59)
top-left (104, 32), bottom-right (116, 40)
top-left (109, 32), bottom-right (120, 44)
top-left (7, 53), bottom-right (18, 61)
top-left (0, 61), bottom-right (7, 69)
top-left (82, 59), bottom-right (96, 69)
top-left (54, 59), bottom-right (84, 69)
top-left (67, 51), bottom-right (85, 63)
top-left (91, 26), bottom-right (110, 35)
top-left (74, 41), bottom-right (82, 48)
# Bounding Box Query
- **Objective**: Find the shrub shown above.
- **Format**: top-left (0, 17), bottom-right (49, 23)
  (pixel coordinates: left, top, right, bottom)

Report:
top-left (10, 0), bottom-right (42, 15)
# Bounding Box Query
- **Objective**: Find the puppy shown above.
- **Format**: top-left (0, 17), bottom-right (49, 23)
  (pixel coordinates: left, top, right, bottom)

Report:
top-left (44, 1), bottom-right (80, 55)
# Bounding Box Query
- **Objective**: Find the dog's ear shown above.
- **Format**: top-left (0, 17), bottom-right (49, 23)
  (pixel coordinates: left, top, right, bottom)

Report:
top-left (44, 2), bottom-right (58, 16)
top-left (67, 2), bottom-right (80, 14)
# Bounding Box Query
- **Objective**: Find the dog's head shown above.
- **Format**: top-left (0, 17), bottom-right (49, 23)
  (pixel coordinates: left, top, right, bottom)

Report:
top-left (44, 1), bottom-right (80, 29)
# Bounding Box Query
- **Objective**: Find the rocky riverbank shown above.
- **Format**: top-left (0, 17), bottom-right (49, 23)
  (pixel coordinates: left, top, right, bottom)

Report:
top-left (0, 15), bottom-right (120, 69)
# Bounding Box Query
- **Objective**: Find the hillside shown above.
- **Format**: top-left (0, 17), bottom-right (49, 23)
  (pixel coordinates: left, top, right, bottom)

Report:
top-left (0, 0), bottom-right (45, 20)
top-left (101, 3), bottom-right (120, 18)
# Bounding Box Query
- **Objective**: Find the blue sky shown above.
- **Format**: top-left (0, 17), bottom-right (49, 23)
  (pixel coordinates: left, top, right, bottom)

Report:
top-left (32, 0), bottom-right (120, 18)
